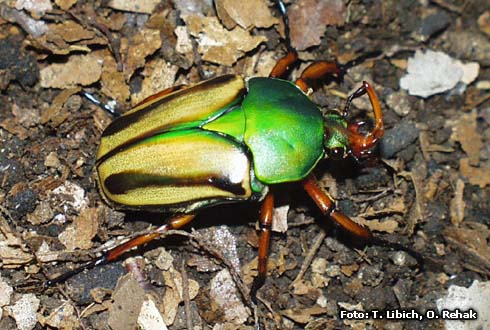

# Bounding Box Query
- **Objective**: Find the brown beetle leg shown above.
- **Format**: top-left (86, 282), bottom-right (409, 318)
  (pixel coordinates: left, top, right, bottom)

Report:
top-left (301, 174), bottom-right (372, 240)
top-left (270, 50), bottom-right (299, 79)
top-left (250, 192), bottom-right (274, 302)
top-left (45, 214), bottom-right (196, 287)
top-left (344, 81), bottom-right (384, 159)
top-left (295, 61), bottom-right (342, 92)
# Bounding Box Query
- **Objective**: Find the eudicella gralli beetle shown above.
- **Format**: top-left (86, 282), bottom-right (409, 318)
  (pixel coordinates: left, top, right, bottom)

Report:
top-left (45, 0), bottom-right (421, 304)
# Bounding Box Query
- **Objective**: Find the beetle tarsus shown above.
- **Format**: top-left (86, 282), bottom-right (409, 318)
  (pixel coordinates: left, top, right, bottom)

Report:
top-left (250, 275), bottom-right (265, 304)
top-left (81, 91), bottom-right (120, 117)
top-left (45, 255), bottom-right (109, 287)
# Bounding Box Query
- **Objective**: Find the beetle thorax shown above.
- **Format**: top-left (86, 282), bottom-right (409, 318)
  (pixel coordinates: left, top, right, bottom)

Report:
top-left (323, 112), bottom-right (350, 159)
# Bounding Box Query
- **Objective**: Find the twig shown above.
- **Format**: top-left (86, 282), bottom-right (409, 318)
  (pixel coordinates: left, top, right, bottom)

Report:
top-left (290, 230), bottom-right (327, 287)
top-left (181, 258), bottom-right (194, 330)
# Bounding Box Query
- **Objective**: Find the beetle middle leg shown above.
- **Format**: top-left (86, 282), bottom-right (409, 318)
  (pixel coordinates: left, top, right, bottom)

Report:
top-left (269, 0), bottom-right (298, 79)
top-left (45, 214), bottom-right (196, 286)
top-left (301, 174), bottom-right (373, 240)
top-left (250, 192), bottom-right (274, 303)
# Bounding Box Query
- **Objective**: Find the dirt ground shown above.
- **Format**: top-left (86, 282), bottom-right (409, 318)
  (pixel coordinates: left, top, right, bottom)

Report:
top-left (1, 0), bottom-right (490, 329)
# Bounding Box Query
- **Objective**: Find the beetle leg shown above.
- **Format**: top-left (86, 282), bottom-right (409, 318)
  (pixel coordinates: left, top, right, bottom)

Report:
top-left (269, 0), bottom-right (298, 79)
top-left (45, 214), bottom-right (195, 287)
top-left (250, 192), bottom-right (274, 303)
top-left (295, 61), bottom-right (342, 92)
top-left (270, 50), bottom-right (298, 79)
top-left (301, 174), bottom-right (373, 240)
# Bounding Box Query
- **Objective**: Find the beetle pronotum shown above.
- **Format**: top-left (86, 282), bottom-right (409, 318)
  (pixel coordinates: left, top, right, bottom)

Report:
top-left (45, 0), bottom-right (419, 304)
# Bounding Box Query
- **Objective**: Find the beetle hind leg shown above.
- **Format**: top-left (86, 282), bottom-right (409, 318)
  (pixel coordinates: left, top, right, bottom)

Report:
top-left (250, 192), bottom-right (274, 303)
top-left (45, 214), bottom-right (196, 287)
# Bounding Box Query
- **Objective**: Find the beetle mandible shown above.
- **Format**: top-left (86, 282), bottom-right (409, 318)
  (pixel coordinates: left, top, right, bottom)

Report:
top-left (47, 0), bottom-right (388, 300)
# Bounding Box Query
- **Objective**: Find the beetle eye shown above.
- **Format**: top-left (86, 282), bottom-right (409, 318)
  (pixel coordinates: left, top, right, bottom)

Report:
top-left (327, 147), bottom-right (346, 160)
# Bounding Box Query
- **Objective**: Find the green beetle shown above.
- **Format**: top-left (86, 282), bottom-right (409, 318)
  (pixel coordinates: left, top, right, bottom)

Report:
top-left (46, 2), bottom-right (387, 299)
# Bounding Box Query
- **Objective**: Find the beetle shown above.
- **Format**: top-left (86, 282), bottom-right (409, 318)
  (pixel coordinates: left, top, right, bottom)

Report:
top-left (46, 0), bottom-right (390, 300)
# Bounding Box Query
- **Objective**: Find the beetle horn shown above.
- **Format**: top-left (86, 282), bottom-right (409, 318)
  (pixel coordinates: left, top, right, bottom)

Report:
top-left (344, 81), bottom-right (384, 158)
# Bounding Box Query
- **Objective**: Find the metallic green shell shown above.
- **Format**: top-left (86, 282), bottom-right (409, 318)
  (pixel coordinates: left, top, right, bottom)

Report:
top-left (241, 78), bottom-right (324, 183)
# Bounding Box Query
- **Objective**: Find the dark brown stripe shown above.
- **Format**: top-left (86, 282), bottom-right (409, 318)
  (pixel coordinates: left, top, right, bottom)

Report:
top-left (104, 172), bottom-right (246, 197)
top-left (102, 75), bottom-right (240, 138)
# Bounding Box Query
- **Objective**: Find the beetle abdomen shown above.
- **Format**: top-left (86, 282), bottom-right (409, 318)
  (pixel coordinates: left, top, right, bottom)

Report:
top-left (97, 129), bottom-right (256, 212)
top-left (242, 78), bottom-right (325, 183)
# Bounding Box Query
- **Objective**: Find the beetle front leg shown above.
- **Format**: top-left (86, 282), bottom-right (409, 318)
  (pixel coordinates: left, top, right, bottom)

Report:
top-left (295, 61), bottom-right (342, 92)
top-left (301, 174), bottom-right (372, 240)
top-left (250, 192), bottom-right (274, 303)
top-left (45, 214), bottom-right (196, 286)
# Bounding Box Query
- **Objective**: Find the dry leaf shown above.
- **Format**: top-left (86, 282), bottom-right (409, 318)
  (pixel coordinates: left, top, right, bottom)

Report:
top-left (132, 58), bottom-right (179, 105)
top-left (281, 306), bottom-right (327, 324)
top-left (101, 53), bottom-right (130, 103)
top-left (40, 88), bottom-right (80, 126)
top-left (460, 158), bottom-right (490, 188)
top-left (183, 14), bottom-right (266, 66)
top-left (55, 0), bottom-right (78, 10)
top-left (121, 28), bottom-right (162, 80)
top-left (289, 0), bottom-right (346, 51)
top-left (450, 179), bottom-right (465, 225)
top-left (214, 0), bottom-right (278, 30)
top-left (209, 269), bottom-right (250, 324)
top-left (451, 110), bottom-right (482, 166)
top-left (108, 274), bottom-right (146, 330)
top-left (58, 208), bottom-right (99, 250)
top-left (363, 219), bottom-right (399, 234)
top-left (38, 302), bottom-right (80, 329)
top-left (137, 298), bottom-right (168, 330)
top-left (444, 222), bottom-right (490, 273)
top-left (40, 53), bottom-right (102, 88)
top-left (47, 20), bottom-right (95, 43)
top-left (107, 0), bottom-right (160, 14)
top-left (162, 266), bottom-right (199, 325)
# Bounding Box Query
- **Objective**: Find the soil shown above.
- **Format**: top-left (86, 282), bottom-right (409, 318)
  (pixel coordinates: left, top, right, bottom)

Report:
top-left (1, 1), bottom-right (490, 329)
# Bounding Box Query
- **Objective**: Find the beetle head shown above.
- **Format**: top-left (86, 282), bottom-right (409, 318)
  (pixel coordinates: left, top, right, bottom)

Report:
top-left (344, 81), bottom-right (384, 160)
top-left (324, 81), bottom-right (384, 161)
